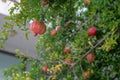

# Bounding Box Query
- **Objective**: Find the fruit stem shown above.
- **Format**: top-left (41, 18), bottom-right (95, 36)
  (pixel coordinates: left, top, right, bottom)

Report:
top-left (34, 33), bottom-right (38, 36)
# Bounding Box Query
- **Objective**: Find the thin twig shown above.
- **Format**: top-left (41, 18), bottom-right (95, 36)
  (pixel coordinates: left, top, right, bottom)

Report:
top-left (70, 36), bottom-right (106, 68)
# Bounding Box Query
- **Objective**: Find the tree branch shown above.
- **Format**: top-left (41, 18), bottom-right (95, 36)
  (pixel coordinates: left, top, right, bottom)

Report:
top-left (70, 35), bottom-right (107, 68)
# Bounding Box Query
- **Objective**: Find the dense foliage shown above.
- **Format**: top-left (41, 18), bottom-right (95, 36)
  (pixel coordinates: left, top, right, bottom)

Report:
top-left (2, 0), bottom-right (120, 80)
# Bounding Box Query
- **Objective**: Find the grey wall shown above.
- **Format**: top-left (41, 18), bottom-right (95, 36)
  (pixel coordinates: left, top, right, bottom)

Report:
top-left (0, 13), bottom-right (38, 58)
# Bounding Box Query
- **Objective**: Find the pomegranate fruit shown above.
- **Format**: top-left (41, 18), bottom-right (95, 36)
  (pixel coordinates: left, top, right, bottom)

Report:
top-left (41, 1), bottom-right (48, 6)
top-left (84, 0), bottom-right (90, 6)
top-left (86, 53), bottom-right (95, 63)
top-left (42, 66), bottom-right (48, 72)
top-left (64, 21), bottom-right (71, 27)
top-left (50, 30), bottom-right (57, 36)
top-left (30, 20), bottom-right (46, 36)
top-left (56, 26), bottom-right (61, 31)
top-left (83, 71), bottom-right (90, 78)
top-left (64, 47), bottom-right (70, 54)
top-left (87, 26), bottom-right (97, 37)
top-left (65, 59), bottom-right (72, 64)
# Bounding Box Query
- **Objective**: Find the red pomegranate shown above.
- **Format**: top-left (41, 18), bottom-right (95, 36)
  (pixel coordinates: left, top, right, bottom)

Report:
top-left (64, 47), bottom-right (70, 54)
top-left (56, 26), bottom-right (61, 31)
top-left (42, 66), bottom-right (48, 72)
top-left (86, 53), bottom-right (95, 63)
top-left (84, 0), bottom-right (91, 6)
top-left (83, 71), bottom-right (90, 78)
top-left (50, 30), bottom-right (57, 36)
top-left (65, 59), bottom-right (72, 64)
top-left (87, 26), bottom-right (97, 37)
top-left (30, 20), bottom-right (46, 36)
top-left (41, 1), bottom-right (48, 6)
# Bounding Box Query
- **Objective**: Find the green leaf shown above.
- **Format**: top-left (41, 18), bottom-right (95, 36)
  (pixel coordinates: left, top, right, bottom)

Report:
top-left (25, 32), bottom-right (30, 40)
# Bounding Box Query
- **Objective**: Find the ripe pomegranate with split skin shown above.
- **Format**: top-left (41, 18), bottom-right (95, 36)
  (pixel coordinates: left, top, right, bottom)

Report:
top-left (30, 20), bottom-right (46, 36)
top-left (87, 26), bottom-right (97, 37)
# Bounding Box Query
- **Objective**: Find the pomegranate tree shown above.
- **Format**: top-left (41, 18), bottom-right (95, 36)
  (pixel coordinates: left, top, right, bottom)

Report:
top-left (3, 0), bottom-right (120, 80)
